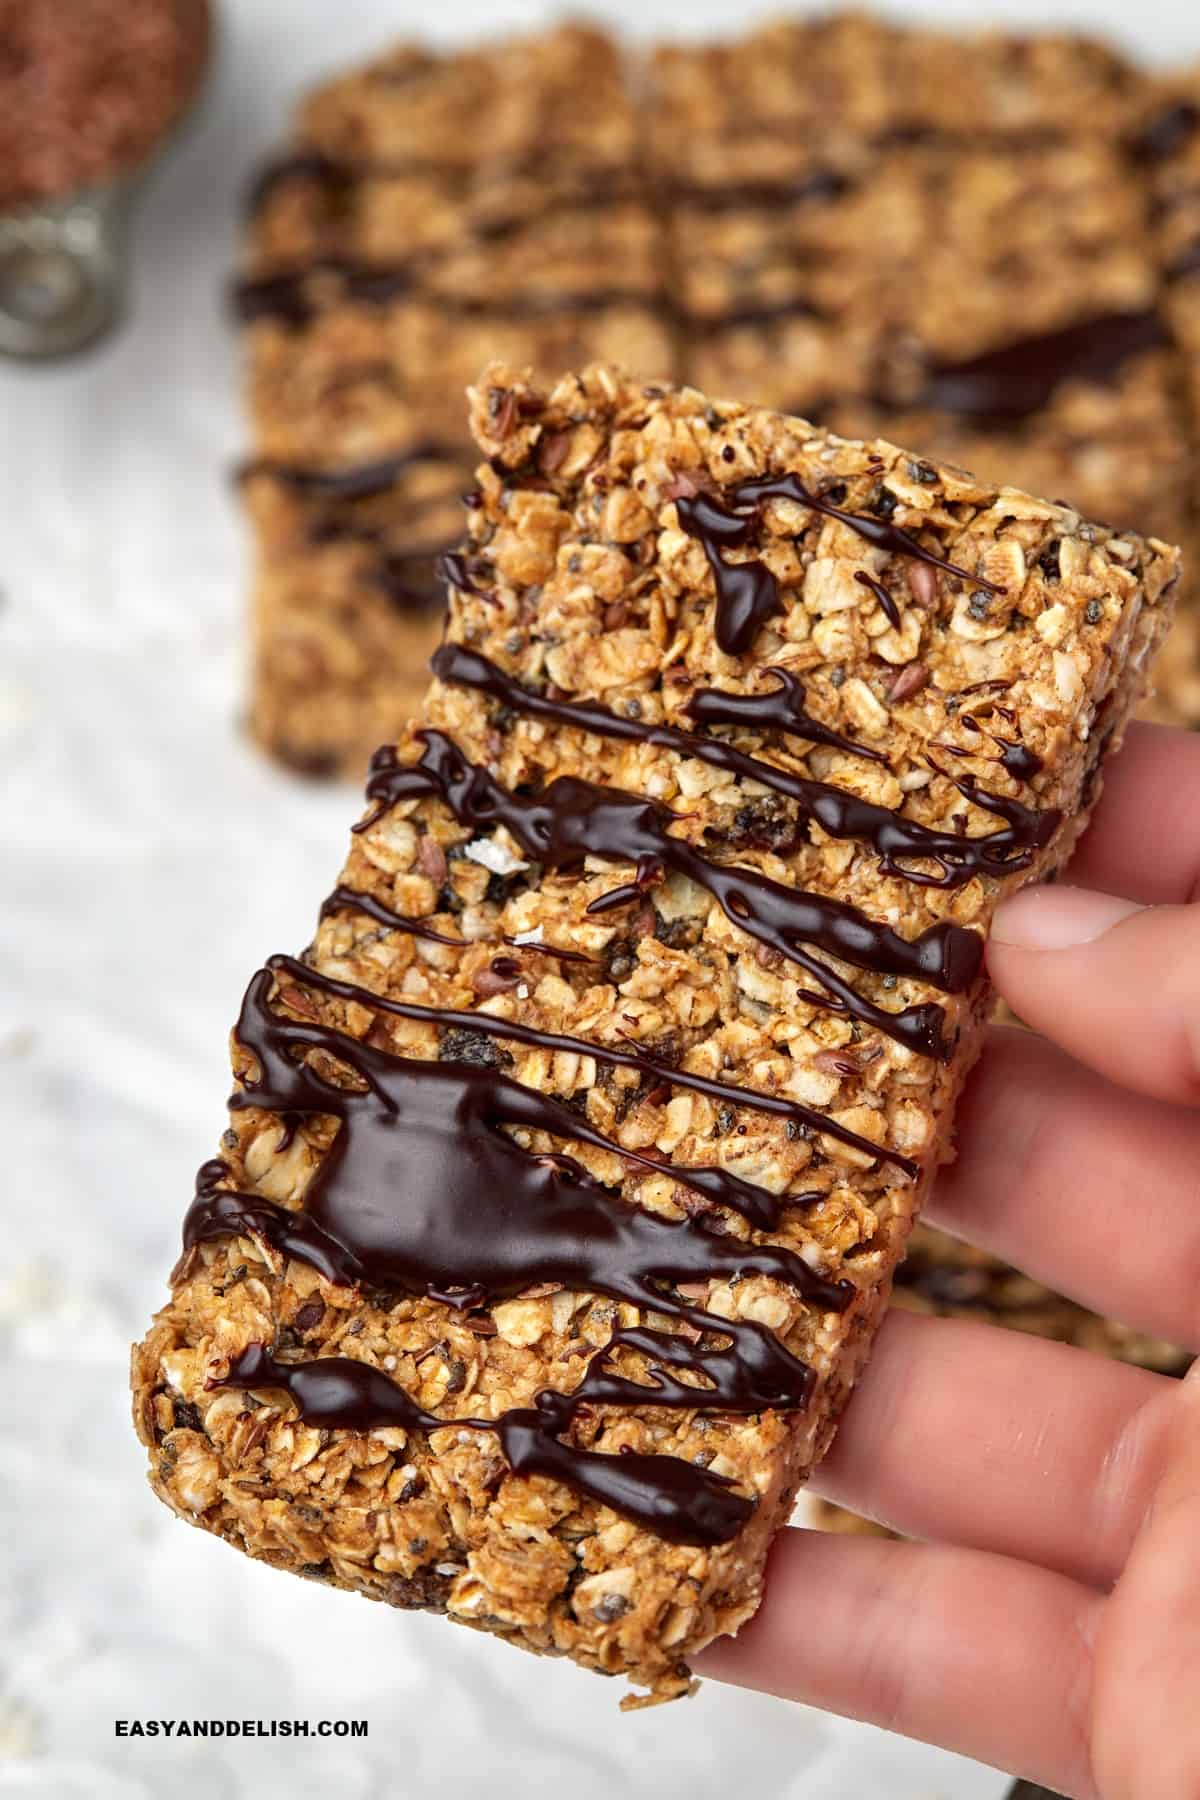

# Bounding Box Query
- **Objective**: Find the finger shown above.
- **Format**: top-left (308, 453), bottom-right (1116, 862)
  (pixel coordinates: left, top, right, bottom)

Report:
top-left (809, 1310), bottom-right (1173, 1589)
top-left (1092, 1367), bottom-right (1200, 1800)
top-left (1064, 722), bottom-right (1200, 905)
top-left (698, 1528), bottom-right (1100, 1798)
top-left (928, 1025), bottom-right (1200, 1351)
top-left (988, 887), bottom-right (1200, 1108)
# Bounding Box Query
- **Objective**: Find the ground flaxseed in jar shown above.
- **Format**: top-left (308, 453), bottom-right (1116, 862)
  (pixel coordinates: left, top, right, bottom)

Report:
top-left (0, 0), bottom-right (208, 211)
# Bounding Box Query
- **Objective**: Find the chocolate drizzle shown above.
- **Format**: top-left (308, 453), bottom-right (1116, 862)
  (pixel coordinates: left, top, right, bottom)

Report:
top-left (239, 443), bottom-right (459, 501)
top-left (233, 258), bottom-right (661, 330)
top-left (854, 569), bottom-right (900, 628)
top-left (996, 741), bottom-right (1042, 783)
top-left (683, 666), bottom-right (885, 764)
top-left (430, 645), bottom-right (1058, 891)
top-left (667, 168), bottom-right (850, 211)
top-left (1168, 241), bottom-right (1200, 284)
top-left (212, 1343), bottom-right (754, 1546)
top-left (235, 444), bottom-right (463, 617)
top-left (913, 310), bottom-right (1171, 423)
top-left (321, 883), bottom-right (591, 963)
top-left (232, 259), bottom-right (413, 327)
top-left (675, 493), bottom-right (783, 653)
top-left (436, 551), bottom-right (489, 597)
top-left (693, 297), bottom-right (827, 332)
top-left (266, 949), bottom-right (921, 1178)
top-left (368, 552), bottom-right (447, 614)
top-left (1130, 101), bottom-right (1200, 163)
top-left (732, 472), bottom-right (1005, 592)
top-left (676, 471), bottom-right (1000, 657)
top-left (361, 731), bottom-right (981, 1056)
top-left (946, 771), bottom-right (1049, 842)
top-left (225, 964), bottom-right (838, 1255)
top-left (244, 147), bottom-right (634, 227)
top-left (245, 148), bottom-right (349, 216)
top-left (320, 884), bottom-right (464, 946)
top-left (195, 962), bottom-right (856, 1545)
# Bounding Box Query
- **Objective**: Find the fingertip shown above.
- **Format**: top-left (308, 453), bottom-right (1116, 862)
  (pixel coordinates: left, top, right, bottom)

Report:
top-left (983, 890), bottom-right (1200, 1108)
top-left (989, 885), bottom-right (1143, 954)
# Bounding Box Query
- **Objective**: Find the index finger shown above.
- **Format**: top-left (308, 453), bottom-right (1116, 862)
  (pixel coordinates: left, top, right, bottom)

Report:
top-left (1065, 723), bottom-right (1200, 905)
top-left (698, 1530), bottom-right (1099, 1799)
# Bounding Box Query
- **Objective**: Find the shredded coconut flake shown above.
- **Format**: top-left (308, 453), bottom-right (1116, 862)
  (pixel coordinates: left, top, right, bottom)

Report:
top-left (463, 837), bottom-right (529, 876)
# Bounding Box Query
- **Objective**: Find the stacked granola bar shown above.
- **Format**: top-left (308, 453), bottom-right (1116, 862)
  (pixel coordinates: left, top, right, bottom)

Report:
top-left (240, 26), bottom-right (671, 773)
top-left (652, 20), bottom-right (1189, 590)
top-left (238, 15), bottom-right (1200, 781)
top-left (137, 365), bottom-right (1179, 1702)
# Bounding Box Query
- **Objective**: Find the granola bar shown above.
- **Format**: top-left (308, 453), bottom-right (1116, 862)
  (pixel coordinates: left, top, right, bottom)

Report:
top-left (1128, 77), bottom-right (1200, 722)
top-left (241, 445), bottom-right (467, 777)
top-left (239, 24), bottom-right (673, 776)
top-left (647, 14), bottom-right (1140, 167)
top-left (651, 21), bottom-right (1196, 724)
top-left (134, 363), bottom-right (1179, 1704)
top-left (239, 16), bottom-right (1200, 781)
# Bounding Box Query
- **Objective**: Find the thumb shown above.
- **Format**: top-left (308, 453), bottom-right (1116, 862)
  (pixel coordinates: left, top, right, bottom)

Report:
top-left (987, 885), bottom-right (1200, 1107)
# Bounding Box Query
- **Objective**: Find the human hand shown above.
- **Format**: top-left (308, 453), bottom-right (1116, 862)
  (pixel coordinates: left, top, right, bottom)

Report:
top-left (699, 722), bottom-right (1200, 1800)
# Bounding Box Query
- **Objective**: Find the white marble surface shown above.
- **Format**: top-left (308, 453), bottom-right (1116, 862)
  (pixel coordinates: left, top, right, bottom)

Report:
top-left (1, 3), bottom-right (1194, 1794)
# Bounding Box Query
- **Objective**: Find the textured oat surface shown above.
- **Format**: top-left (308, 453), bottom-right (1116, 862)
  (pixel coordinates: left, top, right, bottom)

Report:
top-left (134, 363), bottom-right (1179, 1704)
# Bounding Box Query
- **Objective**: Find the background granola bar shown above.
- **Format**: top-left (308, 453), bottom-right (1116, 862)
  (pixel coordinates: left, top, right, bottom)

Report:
top-left (240, 25), bottom-right (672, 774)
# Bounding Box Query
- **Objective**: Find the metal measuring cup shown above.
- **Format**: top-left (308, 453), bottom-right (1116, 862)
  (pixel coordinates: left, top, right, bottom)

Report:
top-left (0, 0), bottom-right (214, 360)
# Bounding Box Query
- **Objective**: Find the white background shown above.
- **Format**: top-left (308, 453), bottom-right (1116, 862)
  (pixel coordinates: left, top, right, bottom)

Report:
top-left (1, 3), bottom-right (1195, 1796)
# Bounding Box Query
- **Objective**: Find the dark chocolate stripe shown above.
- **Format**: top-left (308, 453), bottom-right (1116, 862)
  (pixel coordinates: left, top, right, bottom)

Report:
top-left (232, 260), bottom-right (410, 327)
top-left (682, 667), bottom-right (886, 764)
top-left (430, 645), bottom-right (1058, 887)
top-left (854, 568), bottom-right (900, 628)
top-left (245, 147), bottom-right (635, 217)
top-left (320, 884), bottom-right (464, 945)
top-left (238, 443), bottom-right (461, 500)
top-left (436, 551), bottom-right (490, 597)
top-left (912, 310), bottom-right (1171, 423)
top-left (271, 950), bottom-right (920, 1178)
top-left (358, 732), bottom-right (980, 1056)
top-left (245, 149), bottom-right (350, 216)
top-left (182, 1163), bottom-right (354, 1286)
top-left (193, 959), bottom-right (860, 1546)
top-left (233, 259), bottom-right (662, 329)
top-left (368, 552), bottom-right (446, 613)
top-left (1168, 241), bottom-right (1200, 282)
top-left (691, 297), bottom-right (828, 332)
top-left (731, 472), bottom-right (1006, 593)
top-left (233, 966), bottom-right (847, 1282)
top-left (320, 882), bottom-right (596, 963)
top-left (211, 1343), bottom-right (756, 1546)
top-left (664, 169), bottom-right (851, 211)
top-left (246, 147), bottom-right (847, 219)
top-left (675, 473), bottom-right (1001, 658)
top-left (1129, 102), bottom-right (1200, 163)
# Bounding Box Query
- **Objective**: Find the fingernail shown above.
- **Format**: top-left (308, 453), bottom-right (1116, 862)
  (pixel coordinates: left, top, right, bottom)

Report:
top-left (990, 885), bottom-right (1143, 951)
